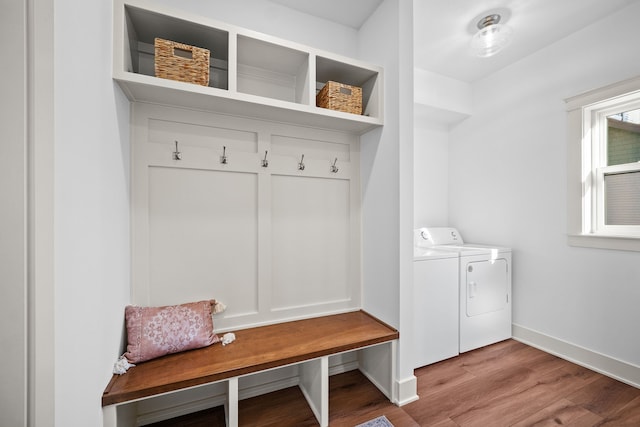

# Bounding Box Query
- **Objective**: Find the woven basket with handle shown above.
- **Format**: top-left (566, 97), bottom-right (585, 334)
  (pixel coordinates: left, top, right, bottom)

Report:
top-left (154, 38), bottom-right (210, 86)
top-left (316, 81), bottom-right (362, 115)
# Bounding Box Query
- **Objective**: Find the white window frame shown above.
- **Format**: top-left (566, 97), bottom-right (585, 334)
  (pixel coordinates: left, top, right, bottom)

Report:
top-left (566, 75), bottom-right (640, 251)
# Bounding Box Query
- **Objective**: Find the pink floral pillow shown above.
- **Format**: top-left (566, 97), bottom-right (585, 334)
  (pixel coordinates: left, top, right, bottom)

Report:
top-left (124, 299), bottom-right (221, 364)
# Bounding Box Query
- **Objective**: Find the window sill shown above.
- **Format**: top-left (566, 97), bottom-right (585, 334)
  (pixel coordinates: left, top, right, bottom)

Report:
top-left (567, 234), bottom-right (640, 252)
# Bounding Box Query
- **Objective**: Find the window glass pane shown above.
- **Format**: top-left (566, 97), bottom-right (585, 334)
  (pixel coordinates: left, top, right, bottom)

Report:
top-left (607, 108), bottom-right (640, 166)
top-left (605, 170), bottom-right (640, 225)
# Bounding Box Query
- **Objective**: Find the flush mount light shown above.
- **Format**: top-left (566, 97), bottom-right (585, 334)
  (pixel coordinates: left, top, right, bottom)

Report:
top-left (470, 14), bottom-right (513, 58)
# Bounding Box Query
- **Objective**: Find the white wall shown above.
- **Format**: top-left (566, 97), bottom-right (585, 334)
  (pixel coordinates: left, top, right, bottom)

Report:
top-left (359, 0), bottom-right (417, 404)
top-left (449, 2), bottom-right (640, 368)
top-left (1, 1), bottom-right (27, 425)
top-left (151, 0), bottom-right (359, 57)
top-left (414, 69), bottom-right (472, 122)
top-left (413, 120), bottom-right (449, 227)
top-left (54, 1), bottom-right (131, 426)
top-left (413, 68), bottom-right (471, 228)
top-left (359, 0), bottom-right (400, 343)
top-left (397, 0), bottom-right (417, 402)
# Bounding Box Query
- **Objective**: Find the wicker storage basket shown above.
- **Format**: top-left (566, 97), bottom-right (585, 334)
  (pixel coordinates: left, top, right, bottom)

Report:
top-left (316, 81), bottom-right (362, 115)
top-left (154, 38), bottom-right (210, 86)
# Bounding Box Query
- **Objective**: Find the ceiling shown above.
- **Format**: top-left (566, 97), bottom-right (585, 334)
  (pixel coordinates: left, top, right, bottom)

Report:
top-left (270, 0), bottom-right (637, 83)
top-left (270, 0), bottom-right (383, 30)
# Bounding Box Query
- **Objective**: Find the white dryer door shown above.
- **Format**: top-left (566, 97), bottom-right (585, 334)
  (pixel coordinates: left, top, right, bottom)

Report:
top-left (465, 259), bottom-right (508, 317)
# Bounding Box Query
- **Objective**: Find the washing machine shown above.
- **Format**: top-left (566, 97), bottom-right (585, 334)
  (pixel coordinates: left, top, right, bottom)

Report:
top-left (416, 227), bottom-right (512, 353)
top-left (413, 230), bottom-right (459, 368)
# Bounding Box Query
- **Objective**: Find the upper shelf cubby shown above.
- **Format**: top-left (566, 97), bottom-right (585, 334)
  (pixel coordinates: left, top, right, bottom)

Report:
top-left (122, 4), bottom-right (229, 90)
top-left (237, 36), bottom-right (310, 105)
top-left (113, 0), bottom-right (383, 134)
top-left (316, 56), bottom-right (381, 120)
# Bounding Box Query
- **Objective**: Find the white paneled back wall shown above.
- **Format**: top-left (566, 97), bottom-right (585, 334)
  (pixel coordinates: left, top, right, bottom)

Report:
top-left (132, 103), bottom-right (361, 330)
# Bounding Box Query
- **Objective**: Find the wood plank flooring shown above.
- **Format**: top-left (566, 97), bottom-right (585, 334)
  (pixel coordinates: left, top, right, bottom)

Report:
top-left (149, 339), bottom-right (640, 426)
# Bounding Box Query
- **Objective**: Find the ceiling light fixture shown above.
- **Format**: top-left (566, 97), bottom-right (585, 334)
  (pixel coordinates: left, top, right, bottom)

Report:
top-left (470, 14), bottom-right (513, 58)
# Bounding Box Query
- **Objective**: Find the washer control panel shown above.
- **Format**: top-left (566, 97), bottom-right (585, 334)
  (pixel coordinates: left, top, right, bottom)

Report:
top-left (415, 227), bottom-right (464, 247)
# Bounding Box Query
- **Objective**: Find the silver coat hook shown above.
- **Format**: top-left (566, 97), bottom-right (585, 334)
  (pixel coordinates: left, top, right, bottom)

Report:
top-left (298, 154), bottom-right (305, 171)
top-left (220, 146), bottom-right (228, 164)
top-left (330, 157), bottom-right (339, 173)
top-left (173, 140), bottom-right (182, 160)
top-left (262, 150), bottom-right (269, 168)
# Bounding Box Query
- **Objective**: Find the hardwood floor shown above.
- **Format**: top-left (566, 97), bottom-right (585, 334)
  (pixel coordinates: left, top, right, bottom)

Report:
top-left (149, 339), bottom-right (640, 426)
top-left (405, 339), bottom-right (640, 426)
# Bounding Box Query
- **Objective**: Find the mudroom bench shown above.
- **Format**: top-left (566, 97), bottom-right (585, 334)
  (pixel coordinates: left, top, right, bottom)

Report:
top-left (102, 310), bottom-right (398, 427)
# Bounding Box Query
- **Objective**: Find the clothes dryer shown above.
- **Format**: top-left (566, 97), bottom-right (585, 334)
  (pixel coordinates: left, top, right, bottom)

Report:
top-left (416, 227), bottom-right (512, 353)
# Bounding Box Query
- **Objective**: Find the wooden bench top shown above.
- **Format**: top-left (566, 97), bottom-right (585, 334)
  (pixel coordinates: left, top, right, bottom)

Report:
top-left (102, 310), bottom-right (398, 406)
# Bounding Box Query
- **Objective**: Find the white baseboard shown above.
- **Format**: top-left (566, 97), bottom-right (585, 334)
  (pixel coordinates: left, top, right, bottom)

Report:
top-left (330, 360), bottom-right (359, 376)
top-left (394, 375), bottom-right (418, 406)
top-left (512, 323), bottom-right (640, 389)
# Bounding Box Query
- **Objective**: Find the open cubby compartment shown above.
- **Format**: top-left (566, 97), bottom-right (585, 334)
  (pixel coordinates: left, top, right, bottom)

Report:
top-left (316, 56), bottom-right (381, 119)
top-left (122, 4), bottom-right (229, 90)
top-left (236, 35), bottom-right (310, 105)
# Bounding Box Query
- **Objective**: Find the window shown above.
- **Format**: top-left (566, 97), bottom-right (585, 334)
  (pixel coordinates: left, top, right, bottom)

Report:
top-left (595, 107), bottom-right (640, 234)
top-left (566, 75), bottom-right (640, 251)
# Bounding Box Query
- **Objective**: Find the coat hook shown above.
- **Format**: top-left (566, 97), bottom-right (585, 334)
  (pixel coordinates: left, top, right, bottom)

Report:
top-left (262, 150), bottom-right (269, 168)
top-left (173, 140), bottom-right (182, 160)
top-left (298, 154), bottom-right (305, 171)
top-left (330, 157), bottom-right (339, 173)
top-left (220, 146), bottom-right (228, 164)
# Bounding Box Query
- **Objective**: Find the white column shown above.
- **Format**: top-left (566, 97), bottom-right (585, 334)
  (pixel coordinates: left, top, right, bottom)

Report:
top-left (225, 378), bottom-right (239, 427)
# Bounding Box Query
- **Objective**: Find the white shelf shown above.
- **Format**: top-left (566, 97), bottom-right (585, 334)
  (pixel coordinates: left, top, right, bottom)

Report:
top-left (114, 0), bottom-right (384, 134)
